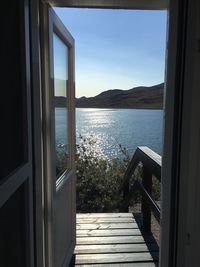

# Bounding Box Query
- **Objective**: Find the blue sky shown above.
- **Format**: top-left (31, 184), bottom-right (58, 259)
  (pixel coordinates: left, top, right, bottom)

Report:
top-left (54, 8), bottom-right (167, 97)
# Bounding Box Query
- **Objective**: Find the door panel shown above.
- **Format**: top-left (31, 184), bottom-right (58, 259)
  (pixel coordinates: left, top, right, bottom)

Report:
top-left (47, 8), bottom-right (76, 267)
top-left (55, 180), bottom-right (73, 267)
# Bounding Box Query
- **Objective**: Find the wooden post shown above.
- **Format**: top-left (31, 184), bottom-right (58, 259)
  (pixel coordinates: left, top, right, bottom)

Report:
top-left (141, 166), bottom-right (152, 232)
top-left (123, 181), bottom-right (129, 212)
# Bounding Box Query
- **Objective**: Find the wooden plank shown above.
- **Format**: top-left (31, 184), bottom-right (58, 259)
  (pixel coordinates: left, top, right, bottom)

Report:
top-left (137, 181), bottom-right (160, 223)
top-left (137, 147), bottom-right (161, 181)
top-left (138, 146), bottom-right (161, 167)
top-left (75, 243), bottom-right (159, 254)
top-left (75, 263), bottom-right (157, 267)
top-left (142, 166), bottom-right (152, 233)
top-left (118, 152), bottom-right (139, 195)
top-left (76, 235), bottom-right (155, 245)
top-left (75, 212), bottom-right (159, 266)
top-left (75, 252), bottom-right (158, 264)
top-left (77, 213), bottom-right (133, 218)
top-left (76, 218), bottom-right (135, 224)
top-left (76, 223), bottom-right (138, 230)
top-left (77, 229), bottom-right (141, 237)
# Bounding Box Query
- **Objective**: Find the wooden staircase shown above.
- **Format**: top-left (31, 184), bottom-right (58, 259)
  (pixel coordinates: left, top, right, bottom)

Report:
top-left (73, 146), bottom-right (161, 266)
top-left (74, 213), bottom-right (159, 266)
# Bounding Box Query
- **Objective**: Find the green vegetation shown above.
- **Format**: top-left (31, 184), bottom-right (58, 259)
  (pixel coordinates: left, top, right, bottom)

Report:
top-left (75, 135), bottom-right (160, 213)
top-left (56, 135), bottom-right (161, 212)
top-left (76, 135), bottom-right (129, 212)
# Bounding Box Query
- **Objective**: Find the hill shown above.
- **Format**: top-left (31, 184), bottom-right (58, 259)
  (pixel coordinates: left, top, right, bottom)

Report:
top-left (55, 83), bottom-right (164, 109)
top-left (75, 83), bottom-right (164, 109)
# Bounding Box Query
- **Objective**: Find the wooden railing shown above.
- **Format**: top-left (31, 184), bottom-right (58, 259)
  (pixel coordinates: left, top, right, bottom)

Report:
top-left (119, 146), bottom-right (161, 232)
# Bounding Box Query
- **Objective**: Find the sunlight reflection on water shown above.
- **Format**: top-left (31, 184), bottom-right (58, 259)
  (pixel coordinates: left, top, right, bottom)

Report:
top-left (75, 108), bottom-right (163, 159)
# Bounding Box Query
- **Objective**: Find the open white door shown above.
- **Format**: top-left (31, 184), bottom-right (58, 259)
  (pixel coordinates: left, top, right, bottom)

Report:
top-left (43, 8), bottom-right (76, 267)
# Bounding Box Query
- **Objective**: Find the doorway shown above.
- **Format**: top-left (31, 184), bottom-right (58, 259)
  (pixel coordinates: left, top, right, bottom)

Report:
top-left (33, 1), bottom-right (185, 266)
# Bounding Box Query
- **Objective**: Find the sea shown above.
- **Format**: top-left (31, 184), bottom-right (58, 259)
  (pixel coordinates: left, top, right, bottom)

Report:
top-left (75, 108), bottom-right (163, 159)
top-left (55, 108), bottom-right (163, 159)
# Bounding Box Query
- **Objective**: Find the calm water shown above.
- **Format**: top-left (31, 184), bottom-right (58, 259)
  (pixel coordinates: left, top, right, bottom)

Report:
top-left (75, 108), bottom-right (163, 158)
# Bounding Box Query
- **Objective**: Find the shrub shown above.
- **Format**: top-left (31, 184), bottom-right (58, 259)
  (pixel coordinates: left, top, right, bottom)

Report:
top-left (57, 135), bottom-right (161, 212)
top-left (76, 135), bottom-right (131, 212)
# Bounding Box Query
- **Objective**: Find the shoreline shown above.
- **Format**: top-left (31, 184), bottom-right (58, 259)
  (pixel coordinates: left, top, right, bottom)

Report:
top-left (75, 106), bottom-right (163, 110)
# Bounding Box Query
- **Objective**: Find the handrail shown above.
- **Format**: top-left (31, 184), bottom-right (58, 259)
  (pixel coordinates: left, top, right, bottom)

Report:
top-left (119, 146), bottom-right (161, 232)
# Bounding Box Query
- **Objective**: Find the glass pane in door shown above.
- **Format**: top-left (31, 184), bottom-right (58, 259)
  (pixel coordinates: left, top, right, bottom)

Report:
top-left (53, 33), bottom-right (69, 178)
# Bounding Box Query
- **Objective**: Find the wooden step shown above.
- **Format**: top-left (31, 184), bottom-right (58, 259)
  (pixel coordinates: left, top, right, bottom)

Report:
top-left (74, 213), bottom-right (159, 266)
top-left (75, 243), bottom-right (159, 254)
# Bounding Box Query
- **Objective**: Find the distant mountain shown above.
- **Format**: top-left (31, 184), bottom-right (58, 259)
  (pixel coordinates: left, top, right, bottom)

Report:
top-left (55, 83), bottom-right (164, 109)
top-left (75, 83), bottom-right (164, 109)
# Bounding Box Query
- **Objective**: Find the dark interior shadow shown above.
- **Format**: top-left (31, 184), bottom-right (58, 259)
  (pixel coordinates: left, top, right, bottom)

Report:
top-left (69, 254), bottom-right (75, 267)
top-left (133, 212), bottom-right (159, 266)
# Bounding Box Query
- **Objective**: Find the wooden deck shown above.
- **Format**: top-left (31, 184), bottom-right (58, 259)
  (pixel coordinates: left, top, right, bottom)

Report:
top-left (73, 213), bottom-right (159, 266)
